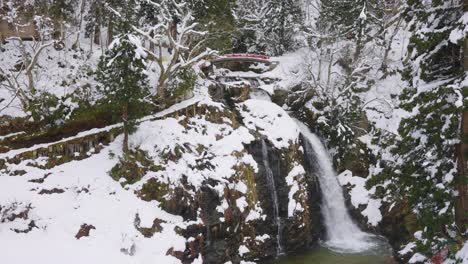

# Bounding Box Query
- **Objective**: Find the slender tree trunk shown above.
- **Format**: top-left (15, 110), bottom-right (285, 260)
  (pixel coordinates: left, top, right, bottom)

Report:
top-left (381, 17), bottom-right (402, 76)
top-left (73, 0), bottom-right (86, 49)
top-left (89, 32), bottom-right (94, 58)
top-left (455, 0), bottom-right (468, 233)
top-left (122, 103), bottom-right (129, 154)
top-left (456, 112), bottom-right (468, 234)
top-left (149, 31), bottom-right (155, 55)
top-left (354, 25), bottom-right (363, 62)
top-left (18, 39), bottom-right (35, 94)
top-left (107, 13), bottom-right (114, 46)
top-left (94, 25), bottom-right (100, 45)
top-left (317, 42), bottom-right (323, 82)
top-left (26, 71), bottom-right (34, 95)
top-left (157, 74), bottom-right (167, 99)
top-left (326, 51), bottom-right (333, 89)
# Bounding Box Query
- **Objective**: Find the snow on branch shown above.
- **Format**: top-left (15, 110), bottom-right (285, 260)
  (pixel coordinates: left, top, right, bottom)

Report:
top-left (105, 0), bottom-right (216, 98)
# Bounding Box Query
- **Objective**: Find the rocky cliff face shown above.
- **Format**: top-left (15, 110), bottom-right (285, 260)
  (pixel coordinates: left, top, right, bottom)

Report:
top-left (119, 91), bottom-right (324, 263)
top-left (0, 85), bottom-right (381, 263)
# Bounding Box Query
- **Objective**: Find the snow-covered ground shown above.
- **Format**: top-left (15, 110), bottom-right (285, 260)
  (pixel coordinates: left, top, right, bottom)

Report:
top-left (0, 33), bottom-right (102, 117)
top-left (0, 136), bottom-right (186, 264)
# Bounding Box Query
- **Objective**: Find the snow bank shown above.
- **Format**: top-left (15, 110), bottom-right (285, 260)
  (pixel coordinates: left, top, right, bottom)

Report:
top-left (130, 112), bottom-right (255, 189)
top-left (285, 165), bottom-right (306, 217)
top-left (338, 170), bottom-right (382, 226)
top-left (238, 99), bottom-right (300, 148)
top-left (0, 137), bottom-right (185, 264)
top-left (455, 241), bottom-right (468, 264)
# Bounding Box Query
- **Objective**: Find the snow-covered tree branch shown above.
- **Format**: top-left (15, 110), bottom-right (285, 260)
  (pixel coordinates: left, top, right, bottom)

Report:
top-left (107, 0), bottom-right (216, 99)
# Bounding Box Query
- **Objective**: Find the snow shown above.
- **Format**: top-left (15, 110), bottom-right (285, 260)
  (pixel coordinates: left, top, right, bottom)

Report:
top-left (338, 170), bottom-right (382, 226)
top-left (0, 4), bottom-right (452, 261)
top-left (449, 12), bottom-right (468, 44)
top-left (408, 253), bottom-right (427, 263)
top-left (0, 30), bottom-right (104, 117)
top-left (130, 109), bottom-right (255, 189)
top-left (0, 131), bottom-right (25, 140)
top-left (236, 197), bottom-right (248, 212)
top-left (0, 137), bottom-right (186, 264)
top-left (238, 245), bottom-right (250, 256)
top-left (255, 234), bottom-right (270, 243)
top-left (285, 165), bottom-right (306, 217)
top-left (245, 203), bottom-right (265, 222)
top-left (238, 99), bottom-right (300, 148)
top-left (455, 241), bottom-right (468, 263)
top-left (0, 95), bottom-right (203, 160)
top-left (399, 242), bottom-right (416, 255)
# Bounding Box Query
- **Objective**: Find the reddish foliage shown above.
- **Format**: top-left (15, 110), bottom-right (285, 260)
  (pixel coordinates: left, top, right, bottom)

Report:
top-left (431, 246), bottom-right (449, 264)
top-left (75, 224), bottom-right (95, 239)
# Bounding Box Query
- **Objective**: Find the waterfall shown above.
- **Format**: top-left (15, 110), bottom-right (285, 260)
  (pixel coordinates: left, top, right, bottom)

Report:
top-left (261, 139), bottom-right (284, 257)
top-left (294, 120), bottom-right (374, 253)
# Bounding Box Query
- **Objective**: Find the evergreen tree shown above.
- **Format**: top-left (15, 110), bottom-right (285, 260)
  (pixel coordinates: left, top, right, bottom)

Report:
top-left (368, 0), bottom-right (466, 260)
top-left (84, 0), bottom-right (105, 45)
top-left (84, 0), bottom-right (126, 46)
top-left (264, 0), bottom-right (302, 55)
top-left (96, 19), bottom-right (150, 153)
top-left (49, 0), bottom-right (74, 39)
top-left (235, 0), bottom-right (302, 55)
top-left (317, 0), bottom-right (385, 61)
top-left (189, 0), bottom-right (237, 53)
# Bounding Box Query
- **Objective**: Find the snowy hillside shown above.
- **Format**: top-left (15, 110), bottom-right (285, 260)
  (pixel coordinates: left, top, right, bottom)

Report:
top-left (1, 0), bottom-right (467, 264)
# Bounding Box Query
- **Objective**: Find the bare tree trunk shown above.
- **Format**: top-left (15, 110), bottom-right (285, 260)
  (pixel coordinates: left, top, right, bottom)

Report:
top-left (73, 0), bottom-right (86, 49)
top-left (122, 103), bottom-right (129, 154)
top-left (157, 74), bottom-right (167, 99)
top-left (456, 112), bottom-right (468, 234)
top-left (107, 13), bottom-right (114, 46)
top-left (317, 42), bottom-right (323, 82)
top-left (326, 51), bottom-right (333, 89)
top-left (455, 0), bottom-right (468, 233)
top-left (381, 16), bottom-right (403, 76)
top-left (94, 25), bottom-right (100, 45)
top-left (17, 39), bottom-right (35, 94)
top-left (353, 25), bottom-right (363, 63)
top-left (149, 31), bottom-right (155, 55)
top-left (89, 32), bottom-right (94, 58)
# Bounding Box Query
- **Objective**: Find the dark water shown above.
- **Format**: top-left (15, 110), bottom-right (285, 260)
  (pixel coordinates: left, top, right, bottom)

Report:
top-left (273, 238), bottom-right (394, 264)
top-left (273, 247), bottom-right (390, 264)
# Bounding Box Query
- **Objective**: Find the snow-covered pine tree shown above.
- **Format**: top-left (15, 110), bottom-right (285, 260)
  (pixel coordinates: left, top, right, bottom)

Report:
top-left (234, 0), bottom-right (268, 53)
top-left (48, 0), bottom-right (74, 39)
top-left (368, 0), bottom-right (466, 261)
top-left (235, 0), bottom-right (302, 55)
top-left (264, 0), bottom-right (302, 55)
top-left (317, 0), bottom-right (385, 61)
top-left (84, 0), bottom-right (105, 46)
top-left (84, 0), bottom-right (126, 47)
top-left (96, 7), bottom-right (150, 153)
top-left (189, 0), bottom-right (236, 52)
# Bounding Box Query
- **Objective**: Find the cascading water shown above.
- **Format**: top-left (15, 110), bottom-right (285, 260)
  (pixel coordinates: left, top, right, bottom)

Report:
top-left (294, 120), bottom-right (375, 253)
top-left (261, 139), bottom-right (284, 257)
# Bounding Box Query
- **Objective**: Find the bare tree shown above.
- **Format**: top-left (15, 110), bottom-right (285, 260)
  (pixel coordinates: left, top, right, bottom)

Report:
top-left (107, 0), bottom-right (215, 99)
top-left (0, 5), bottom-right (54, 112)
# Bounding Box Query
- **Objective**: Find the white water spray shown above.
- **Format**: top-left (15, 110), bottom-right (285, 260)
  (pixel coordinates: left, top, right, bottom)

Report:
top-left (295, 120), bottom-right (374, 253)
top-left (261, 139), bottom-right (284, 257)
